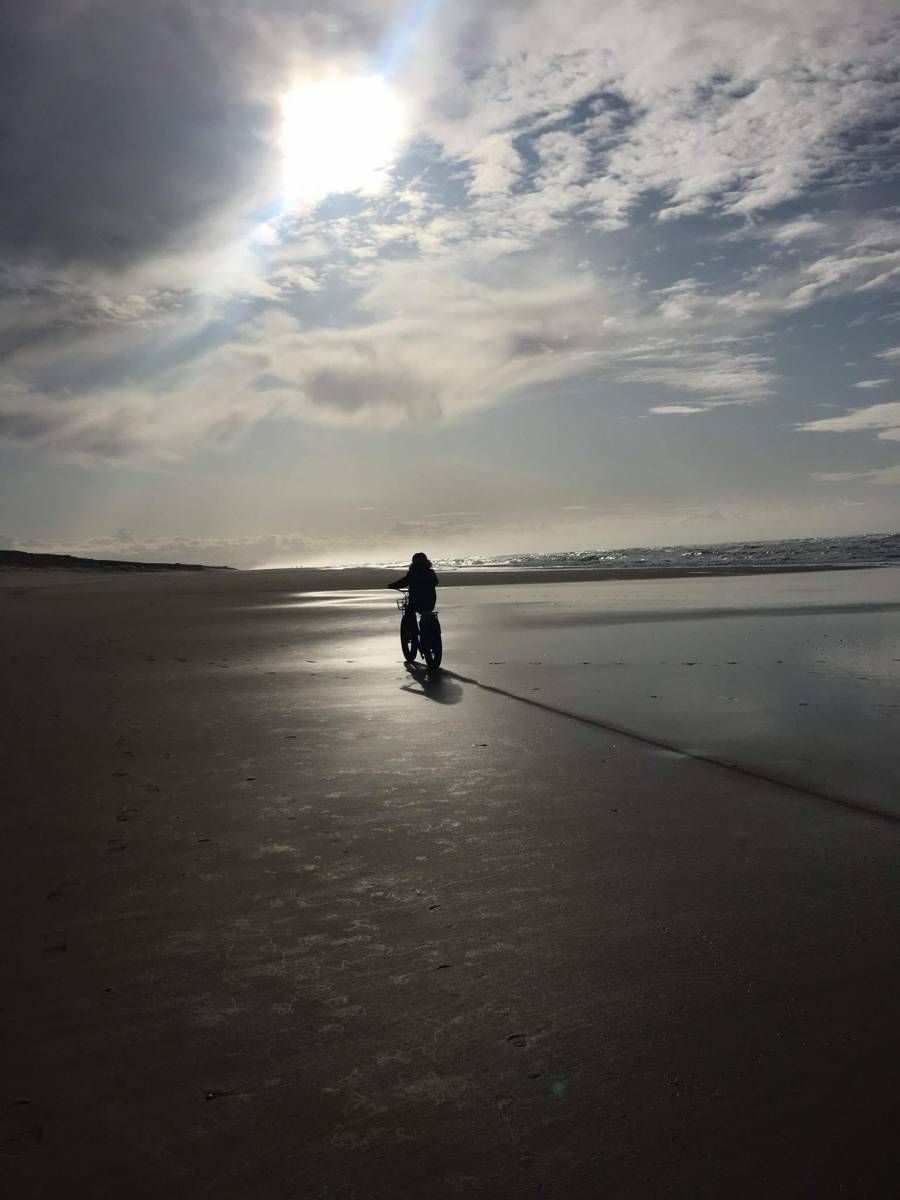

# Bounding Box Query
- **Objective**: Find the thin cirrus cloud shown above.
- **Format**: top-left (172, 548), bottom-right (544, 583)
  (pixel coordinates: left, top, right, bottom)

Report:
top-left (0, 0), bottom-right (898, 462)
top-left (800, 402), bottom-right (900, 443)
top-left (801, 396), bottom-right (900, 487)
top-left (812, 465), bottom-right (900, 484)
top-left (650, 405), bottom-right (707, 415)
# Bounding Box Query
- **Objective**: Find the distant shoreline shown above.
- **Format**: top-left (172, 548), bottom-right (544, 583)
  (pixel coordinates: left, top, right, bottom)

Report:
top-left (2, 551), bottom-right (895, 588)
top-left (0, 549), bottom-right (232, 573)
top-left (265, 562), bottom-right (895, 589)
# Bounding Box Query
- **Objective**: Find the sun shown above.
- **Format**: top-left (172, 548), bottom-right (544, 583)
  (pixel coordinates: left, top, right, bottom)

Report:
top-left (280, 76), bottom-right (407, 208)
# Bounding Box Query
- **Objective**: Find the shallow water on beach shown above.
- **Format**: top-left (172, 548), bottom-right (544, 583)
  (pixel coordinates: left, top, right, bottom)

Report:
top-left (325, 568), bottom-right (900, 815)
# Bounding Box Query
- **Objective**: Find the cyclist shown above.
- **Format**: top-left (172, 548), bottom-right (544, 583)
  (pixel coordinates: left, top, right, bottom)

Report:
top-left (388, 552), bottom-right (438, 613)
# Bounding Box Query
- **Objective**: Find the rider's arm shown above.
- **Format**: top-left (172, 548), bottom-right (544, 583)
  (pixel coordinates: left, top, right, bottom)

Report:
top-left (388, 573), bottom-right (409, 590)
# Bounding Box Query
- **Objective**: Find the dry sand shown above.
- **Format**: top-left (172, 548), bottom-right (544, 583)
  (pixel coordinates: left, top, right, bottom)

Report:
top-left (2, 565), bottom-right (898, 1198)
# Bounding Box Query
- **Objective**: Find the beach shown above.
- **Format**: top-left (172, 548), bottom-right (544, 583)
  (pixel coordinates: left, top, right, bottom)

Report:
top-left (2, 564), bottom-right (898, 1198)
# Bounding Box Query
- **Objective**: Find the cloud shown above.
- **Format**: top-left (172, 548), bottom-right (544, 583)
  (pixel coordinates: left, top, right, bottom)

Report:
top-left (413, 0), bottom-right (900, 222)
top-left (853, 379), bottom-right (891, 388)
top-left (649, 405), bottom-right (707, 414)
top-left (799, 402), bottom-right (900, 440)
top-left (877, 347), bottom-right (900, 361)
top-left (768, 217), bottom-right (831, 244)
top-left (385, 511), bottom-right (487, 541)
top-left (615, 346), bottom-right (775, 407)
top-left (0, 1), bottom-right (286, 271)
top-left (9, 530), bottom-right (316, 569)
top-left (0, 242), bottom-right (787, 455)
top-left (800, 402), bottom-right (900, 485)
top-left (782, 219), bottom-right (900, 309)
top-left (812, 466), bottom-right (900, 485)
top-left (1, 0), bottom-right (899, 459)
top-left (9, 512), bottom-right (493, 567)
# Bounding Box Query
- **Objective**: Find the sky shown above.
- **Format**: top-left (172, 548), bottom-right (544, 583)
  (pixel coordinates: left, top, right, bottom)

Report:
top-left (1, 0), bottom-right (900, 567)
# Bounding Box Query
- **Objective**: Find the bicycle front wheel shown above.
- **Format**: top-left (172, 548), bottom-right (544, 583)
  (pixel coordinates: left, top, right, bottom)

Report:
top-left (400, 612), bottom-right (418, 662)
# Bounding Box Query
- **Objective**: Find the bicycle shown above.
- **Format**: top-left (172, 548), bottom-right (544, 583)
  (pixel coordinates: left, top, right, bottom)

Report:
top-left (396, 591), bottom-right (443, 669)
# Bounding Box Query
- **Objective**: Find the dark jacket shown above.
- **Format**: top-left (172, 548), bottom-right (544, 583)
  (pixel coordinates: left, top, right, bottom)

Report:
top-left (390, 565), bottom-right (439, 612)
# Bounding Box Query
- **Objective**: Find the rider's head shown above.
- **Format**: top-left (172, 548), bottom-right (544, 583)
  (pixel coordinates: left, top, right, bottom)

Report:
top-left (411, 551), bottom-right (431, 569)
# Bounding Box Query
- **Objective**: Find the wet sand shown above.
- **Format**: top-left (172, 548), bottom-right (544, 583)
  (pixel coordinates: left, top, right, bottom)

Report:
top-left (2, 566), bottom-right (898, 1198)
top-left (439, 567), bottom-right (900, 817)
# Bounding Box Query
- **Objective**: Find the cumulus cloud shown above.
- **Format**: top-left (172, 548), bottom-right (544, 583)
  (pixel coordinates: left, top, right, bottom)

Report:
top-left (413, 0), bottom-right (900, 221)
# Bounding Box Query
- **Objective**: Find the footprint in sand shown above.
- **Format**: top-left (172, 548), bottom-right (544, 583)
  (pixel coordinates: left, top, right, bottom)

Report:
top-left (46, 881), bottom-right (80, 903)
top-left (0, 1100), bottom-right (42, 1156)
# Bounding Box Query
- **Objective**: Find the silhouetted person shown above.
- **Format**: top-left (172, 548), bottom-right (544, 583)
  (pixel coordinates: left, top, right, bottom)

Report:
top-left (388, 552), bottom-right (438, 612)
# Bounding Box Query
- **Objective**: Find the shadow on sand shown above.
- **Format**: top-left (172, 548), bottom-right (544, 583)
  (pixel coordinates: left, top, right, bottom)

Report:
top-left (402, 662), bottom-right (464, 704)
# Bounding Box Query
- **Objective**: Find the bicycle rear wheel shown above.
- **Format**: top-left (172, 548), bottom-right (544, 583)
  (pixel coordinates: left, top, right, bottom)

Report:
top-left (421, 613), bottom-right (442, 669)
top-left (400, 612), bottom-right (418, 662)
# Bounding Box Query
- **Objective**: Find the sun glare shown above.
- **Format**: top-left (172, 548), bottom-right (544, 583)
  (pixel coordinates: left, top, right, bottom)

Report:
top-left (280, 76), bottom-right (407, 208)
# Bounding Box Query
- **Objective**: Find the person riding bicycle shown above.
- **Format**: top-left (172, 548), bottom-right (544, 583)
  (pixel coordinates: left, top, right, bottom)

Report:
top-left (388, 552), bottom-right (438, 612)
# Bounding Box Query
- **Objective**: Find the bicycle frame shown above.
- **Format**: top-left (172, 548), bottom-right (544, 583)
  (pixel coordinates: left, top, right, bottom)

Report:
top-left (396, 591), bottom-right (439, 623)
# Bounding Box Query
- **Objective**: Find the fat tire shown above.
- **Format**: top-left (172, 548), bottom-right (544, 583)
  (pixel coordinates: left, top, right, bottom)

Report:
top-left (421, 614), bottom-right (443, 670)
top-left (400, 612), bottom-right (418, 662)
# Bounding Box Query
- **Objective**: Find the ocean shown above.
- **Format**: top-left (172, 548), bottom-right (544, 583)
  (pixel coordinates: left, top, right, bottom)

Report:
top-left (441, 531), bottom-right (900, 571)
